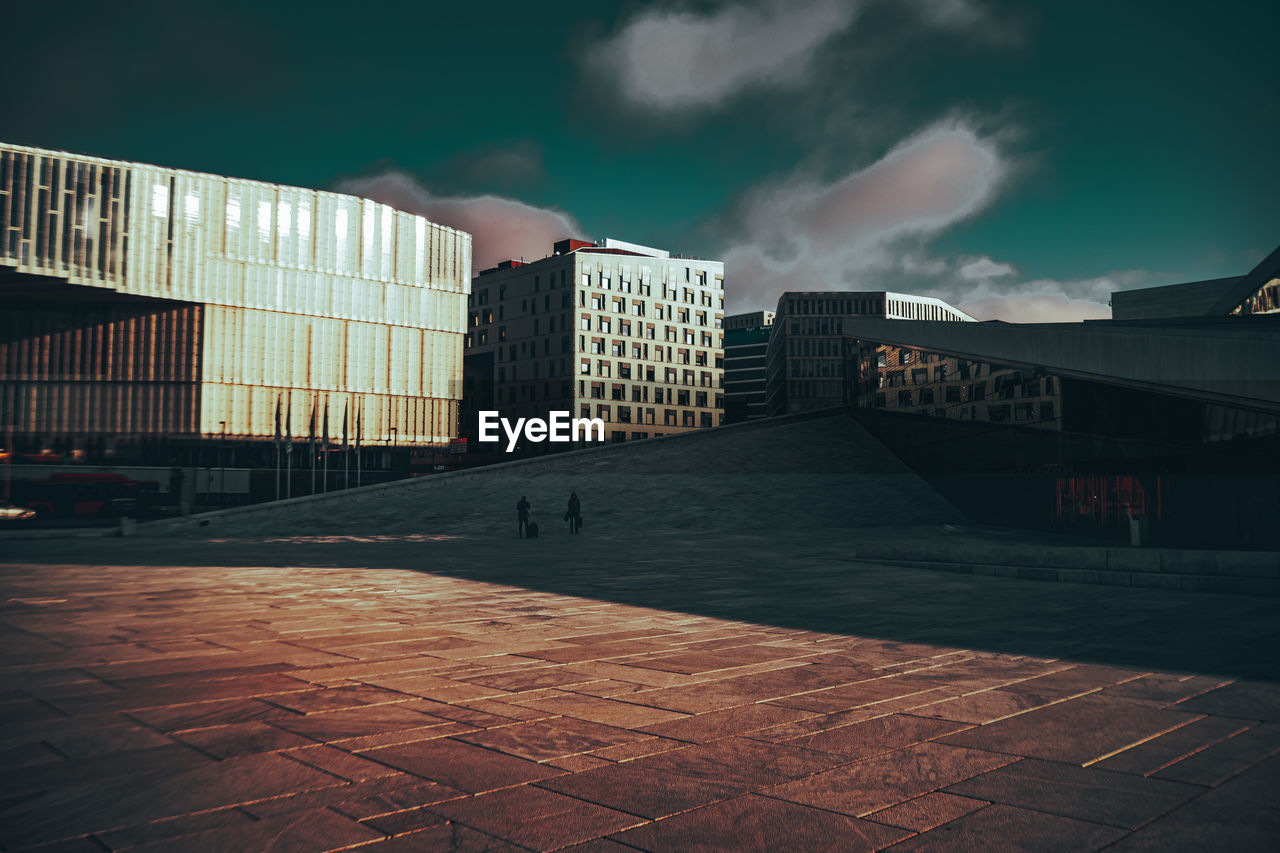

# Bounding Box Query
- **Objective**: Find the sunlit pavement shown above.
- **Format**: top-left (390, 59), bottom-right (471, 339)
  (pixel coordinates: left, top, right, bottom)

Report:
top-left (2, 528), bottom-right (1279, 851)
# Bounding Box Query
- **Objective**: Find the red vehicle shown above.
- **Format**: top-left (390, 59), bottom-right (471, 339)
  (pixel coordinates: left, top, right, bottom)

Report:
top-left (14, 473), bottom-right (159, 519)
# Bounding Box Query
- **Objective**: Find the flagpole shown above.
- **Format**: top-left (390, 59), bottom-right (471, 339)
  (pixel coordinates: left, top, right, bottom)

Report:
top-left (322, 398), bottom-right (329, 494)
top-left (309, 398), bottom-right (317, 496)
top-left (343, 401), bottom-right (350, 491)
top-left (285, 392), bottom-right (293, 499)
top-left (274, 393), bottom-right (282, 502)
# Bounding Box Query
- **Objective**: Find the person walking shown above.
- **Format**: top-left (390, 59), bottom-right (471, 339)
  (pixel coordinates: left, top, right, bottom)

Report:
top-left (565, 491), bottom-right (582, 535)
top-left (516, 495), bottom-right (531, 538)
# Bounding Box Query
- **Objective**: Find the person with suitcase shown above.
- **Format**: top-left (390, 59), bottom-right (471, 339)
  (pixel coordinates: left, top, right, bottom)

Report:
top-left (516, 495), bottom-right (530, 538)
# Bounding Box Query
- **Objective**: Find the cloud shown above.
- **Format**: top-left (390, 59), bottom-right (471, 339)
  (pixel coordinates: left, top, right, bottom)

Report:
top-left (335, 171), bottom-right (584, 271)
top-left (950, 270), bottom-right (1159, 323)
top-left (957, 293), bottom-right (1111, 323)
top-left (586, 0), bottom-right (1011, 111)
top-left (958, 256), bottom-right (1015, 280)
top-left (722, 121), bottom-right (1006, 310)
top-left (587, 0), bottom-right (861, 109)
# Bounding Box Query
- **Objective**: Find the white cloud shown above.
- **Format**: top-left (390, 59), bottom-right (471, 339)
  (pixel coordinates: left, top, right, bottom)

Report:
top-left (335, 171), bottom-right (583, 271)
top-left (723, 121), bottom-right (1006, 310)
top-left (587, 0), bottom-right (861, 109)
top-left (958, 256), bottom-right (1015, 280)
top-left (950, 270), bottom-right (1157, 323)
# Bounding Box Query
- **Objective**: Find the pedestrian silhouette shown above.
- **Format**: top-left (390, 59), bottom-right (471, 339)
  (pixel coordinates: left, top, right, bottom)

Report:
top-left (565, 491), bottom-right (582, 535)
top-left (516, 495), bottom-right (530, 538)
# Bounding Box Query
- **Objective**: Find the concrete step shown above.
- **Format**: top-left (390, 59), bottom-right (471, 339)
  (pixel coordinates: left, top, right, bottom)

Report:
top-left (850, 544), bottom-right (1280, 596)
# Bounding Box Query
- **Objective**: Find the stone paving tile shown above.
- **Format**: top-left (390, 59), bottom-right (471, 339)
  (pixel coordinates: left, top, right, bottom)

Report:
top-left (262, 684), bottom-right (413, 715)
top-left (905, 685), bottom-right (1080, 725)
top-left (786, 713), bottom-right (969, 760)
top-left (609, 793), bottom-right (912, 852)
top-left (524, 693), bottom-right (690, 728)
top-left (938, 694), bottom-right (1201, 765)
top-left (762, 741), bottom-right (1015, 817)
top-left (427, 784), bottom-right (647, 849)
top-left (173, 720), bottom-right (316, 758)
top-left (588, 735), bottom-right (687, 762)
top-left (864, 791), bottom-right (990, 831)
top-left (268, 701), bottom-right (450, 741)
top-left (89, 807), bottom-right (257, 850)
top-left (1171, 680), bottom-right (1280, 722)
top-left (123, 695), bottom-right (298, 732)
top-left (0, 752), bottom-right (345, 849)
top-left (354, 823), bottom-right (525, 851)
top-left (1151, 722), bottom-right (1280, 786)
top-left (766, 674), bottom-right (945, 714)
top-left (635, 702), bottom-right (816, 744)
top-left (1108, 754), bottom-right (1280, 850)
top-left (944, 758), bottom-right (1203, 829)
top-left (283, 744), bottom-right (405, 781)
top-left (1093, 715), bottom-right (1256, 776)
top-left (1101, 673), bottom-right (1232, 704)
top-left (363, 737), bottom-right (565, 793)
top-left (455, 716), bottom-right (648, 762)
top-left (137, 807), bottom-right (381, 852)
top-left (885, 803), bottom-right (1127, 851)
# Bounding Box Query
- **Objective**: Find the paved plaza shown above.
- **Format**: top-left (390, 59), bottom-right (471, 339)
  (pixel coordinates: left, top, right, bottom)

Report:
top-left (2, 417), bottom-right (1279, 851)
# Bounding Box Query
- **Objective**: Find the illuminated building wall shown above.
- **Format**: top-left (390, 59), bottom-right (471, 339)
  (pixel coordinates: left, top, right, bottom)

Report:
top-left (0, 143), bottom-right (470, 450)
top-left (463, 238), bottom-right (724, 446)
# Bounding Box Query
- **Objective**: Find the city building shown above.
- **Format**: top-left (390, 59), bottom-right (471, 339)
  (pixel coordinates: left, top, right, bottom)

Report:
top-left (0, 142), bottom-right (471, 505)
top-left (839, 244), bottom-right (1280, 548)
top-left (723, 310), bottom-right (774, 423)
top-left (764, 291), bottom-right (973, 416)
top-left (462, 238), bottom-right (724, 454)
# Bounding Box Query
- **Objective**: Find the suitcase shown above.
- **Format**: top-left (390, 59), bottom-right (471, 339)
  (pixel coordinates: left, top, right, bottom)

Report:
top-left (526, 522), bottom-right (539, 539)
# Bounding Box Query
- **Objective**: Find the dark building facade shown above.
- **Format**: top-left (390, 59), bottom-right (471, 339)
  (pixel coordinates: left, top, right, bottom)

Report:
top-left (840, 245), bottom-right (1280, 548)
top-left (765, 291), bottom-right (972, 416)
top-left (723, 310), bottom-right (773, 424)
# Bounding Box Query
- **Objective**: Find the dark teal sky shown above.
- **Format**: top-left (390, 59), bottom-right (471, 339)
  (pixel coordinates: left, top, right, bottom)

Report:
top-left (4, 0), bottom-right (1276, 315)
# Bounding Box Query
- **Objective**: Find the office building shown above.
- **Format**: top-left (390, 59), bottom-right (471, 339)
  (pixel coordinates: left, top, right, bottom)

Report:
top-left (723, 310), bottom-right (774, 423)
top-left (0, 142), bottom-right (471, 494)
top-left (764, 291), bottom-right (973, 416)
top-left (839, 244), bottom-right (1280, 548)
top-left (463, 238), bottom-right (724, 451)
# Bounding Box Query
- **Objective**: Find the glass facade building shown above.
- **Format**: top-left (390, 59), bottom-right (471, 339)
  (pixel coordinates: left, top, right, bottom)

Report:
top-left (0, 143), bottom-right (470, 464)
top-left (723, 311), bottom-right (773, 424)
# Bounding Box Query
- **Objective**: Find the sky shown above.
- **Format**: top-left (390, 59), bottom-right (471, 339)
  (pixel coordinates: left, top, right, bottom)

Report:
top-left (3, 0), bottom-right (1277, 321)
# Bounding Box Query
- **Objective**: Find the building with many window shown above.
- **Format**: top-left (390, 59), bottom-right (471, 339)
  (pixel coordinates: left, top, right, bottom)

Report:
top-left (462, 238), bottom-right (724, 451)
top-left (839, 244), bottom-right (1280, 548)
top-left (723, 310), bottom-right (774, 424)
top-left (0, 142), bottom-right (470, 499)
top-left (764, 291), bottom-right (973, 416)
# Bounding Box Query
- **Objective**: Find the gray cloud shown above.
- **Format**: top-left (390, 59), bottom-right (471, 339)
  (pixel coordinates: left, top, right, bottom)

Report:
top-left (587, 0), bottom-right (1008, 112)
top-left (335, 171), bottom-right (583, 272)
top-left (587, 0), bottom-right (861, 109)
top-left (722, 121), bottom-right (1006, 311)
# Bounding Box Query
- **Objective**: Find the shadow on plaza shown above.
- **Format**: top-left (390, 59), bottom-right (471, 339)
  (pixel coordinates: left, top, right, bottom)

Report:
top-left (4, 525), bottom-right (1278, 685)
